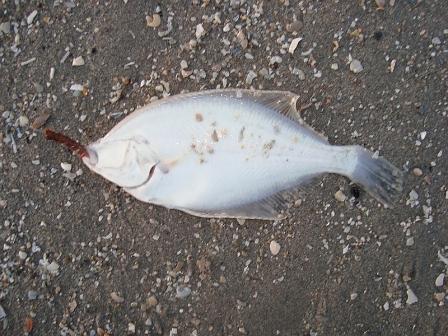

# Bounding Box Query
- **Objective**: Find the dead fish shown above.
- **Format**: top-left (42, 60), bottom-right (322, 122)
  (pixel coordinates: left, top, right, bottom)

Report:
top-left (44, 89), bottom-right (403, 219)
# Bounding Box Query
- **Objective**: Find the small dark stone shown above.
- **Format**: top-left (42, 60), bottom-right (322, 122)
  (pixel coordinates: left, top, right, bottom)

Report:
top-left (373, 31), bottom-right (383, 41)
top-left (350, 185), bottom-right (361, 199)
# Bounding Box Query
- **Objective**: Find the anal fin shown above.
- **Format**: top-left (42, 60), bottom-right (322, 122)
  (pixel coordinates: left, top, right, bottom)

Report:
top-left (178, 189), bottom-right (300, 220)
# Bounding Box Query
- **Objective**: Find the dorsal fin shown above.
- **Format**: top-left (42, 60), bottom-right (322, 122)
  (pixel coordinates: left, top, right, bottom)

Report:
top-left (149, 89), bottom-right (303, 123)
top-left (224, 89), bottom-right (302, 123)
top-left (122, 88), bottom-right (328, 144)
top-left (211, 89), bottom-right (327, 142)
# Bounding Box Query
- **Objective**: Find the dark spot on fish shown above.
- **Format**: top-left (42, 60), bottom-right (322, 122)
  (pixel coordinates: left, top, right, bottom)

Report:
top-left (211, 130), bottom-right (219, 142)
top-left (195, 113), bottom-right (203, 122)
top-left (239, 126), bottom-right (246, 142)
top-left (191, 143), bottom-right (202, 155)
top-left (207, 146), bottom-right (214, 154)
top-left (263, 139), bottom-right (276, 151)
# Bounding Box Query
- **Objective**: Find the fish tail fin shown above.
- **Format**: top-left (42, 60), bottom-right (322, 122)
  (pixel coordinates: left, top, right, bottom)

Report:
top-left (346, 146), bottom-right (403, 207)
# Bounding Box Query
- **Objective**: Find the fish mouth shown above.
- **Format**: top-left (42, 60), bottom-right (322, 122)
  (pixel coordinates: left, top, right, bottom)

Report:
top-left (122, 164), bottom-right (157, 189)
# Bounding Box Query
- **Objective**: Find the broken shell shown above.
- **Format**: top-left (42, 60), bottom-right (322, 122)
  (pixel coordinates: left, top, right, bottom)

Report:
top-left (18, 115), bottom-right (29, 127)
top-left (237, 30), bottom-right (248, 49)
top-left (350, 59), bottom-right (364, 73)
top-left (24, 317), bottom-right (33, 333)
top-left (270, 240), bottom-right (281, 256)
top-left (61, 162), bottom-right (72, 172)
top-left (334, 190), bottom-right (347, 202)
top-left (406, 286), bottom-right (418, 305)
top-left (146, 14), bottom-right (161, 28)
top-left (375, 0), bottom-right (386, 10)
top-left (435, 273), bottom-right (445, 287)
top-left (72, 56), bottom-right (85, 66)
top-left (288, 37), bottom-right (302, 54)
top-left (31, 113), bottom-right (50, 129)
top-left (195, 23), bottom-right (205, 39)
top-left (110, 292), bottom-right (125, 303)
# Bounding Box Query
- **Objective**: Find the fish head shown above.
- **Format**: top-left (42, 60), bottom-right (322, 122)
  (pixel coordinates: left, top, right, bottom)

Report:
top-left (83, 136), bottom-right (159, 188)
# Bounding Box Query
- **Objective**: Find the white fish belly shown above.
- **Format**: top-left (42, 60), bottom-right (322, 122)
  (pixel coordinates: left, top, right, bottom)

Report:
top-left (117, 94), bottom-right (341, 211)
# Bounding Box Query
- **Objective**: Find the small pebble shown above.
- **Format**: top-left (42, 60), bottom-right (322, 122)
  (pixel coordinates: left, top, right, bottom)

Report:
top-left (245, 70), bottom-right (257, 85)
top-left (288, 37), bottom-right (302, 54)
top-left (389, 59), bottom-right (396, 73)
top-left (0, 22), bottom-right (11, 35)
top-left (434, 292), bottom-right (445, 302)
top-left (331, 63), bottom-right (339, 70)
top-left (409, 190), bottom-right (418, 199)
top-left (180, 60), bottom-right (188, 69)
top-left (237, 218), bottom-right (246, 225)
top-left (70, 84), bottom-right (84, 91)
top-left (195, 23), bottom-right (205, 39)
top-left (0, 305), bottom-right (6, 320)
top-left (18, 250), bottom-right (27, 260)
top-left (72, 56), bottom-right (85, 66)
top-left (128, 323), bottom-right (136, 334)
top-left (350, 59), bottom-right (364, 73)
top-left (110, 292), bottom-right (125, 303)
top-left (406, 287), bottom-right (418, 305)
top-left (406, 237), bottom-right (414, 246)
top-left (223, 23), bottom-right (231, 32)
top-left (147, 295), bottom-right (158, 307)
top-left (412, 168), bottom-right (423, 176)
top-left (27, 10), bottom-right (38, 25)
top-left (46, 261), bottom-right (59, 275)
top-left (18, 115), bottom-right (29, 127)
top-left (269, 56), bottom-right (282, 65)
top-left (350, 293), bottom-right (358, 300)
top-left (146, 13), bottom-right (161, 28)
top-left (27, 290), bottom-right (39, 300)
top-left (31, 113), bottom-right (50, 129)
top-left (176, 286), bottom-right (191, 299)
top-left (435, 273), bottom-right (445, 287)
top-left (334, 190), bottom-right (347, 202)
top-left (383, 302), bottom-right (389, 311)
top-left (432, 37), bottom-right (441, 45)
top-left (375, 0), bottom-right (385, 10)
top-left (270, 240), bottom-right (281, 256)
top-left (237, 30), bottom-right (248, 49)
top-left (61, 162), bottom-right (72, 172)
